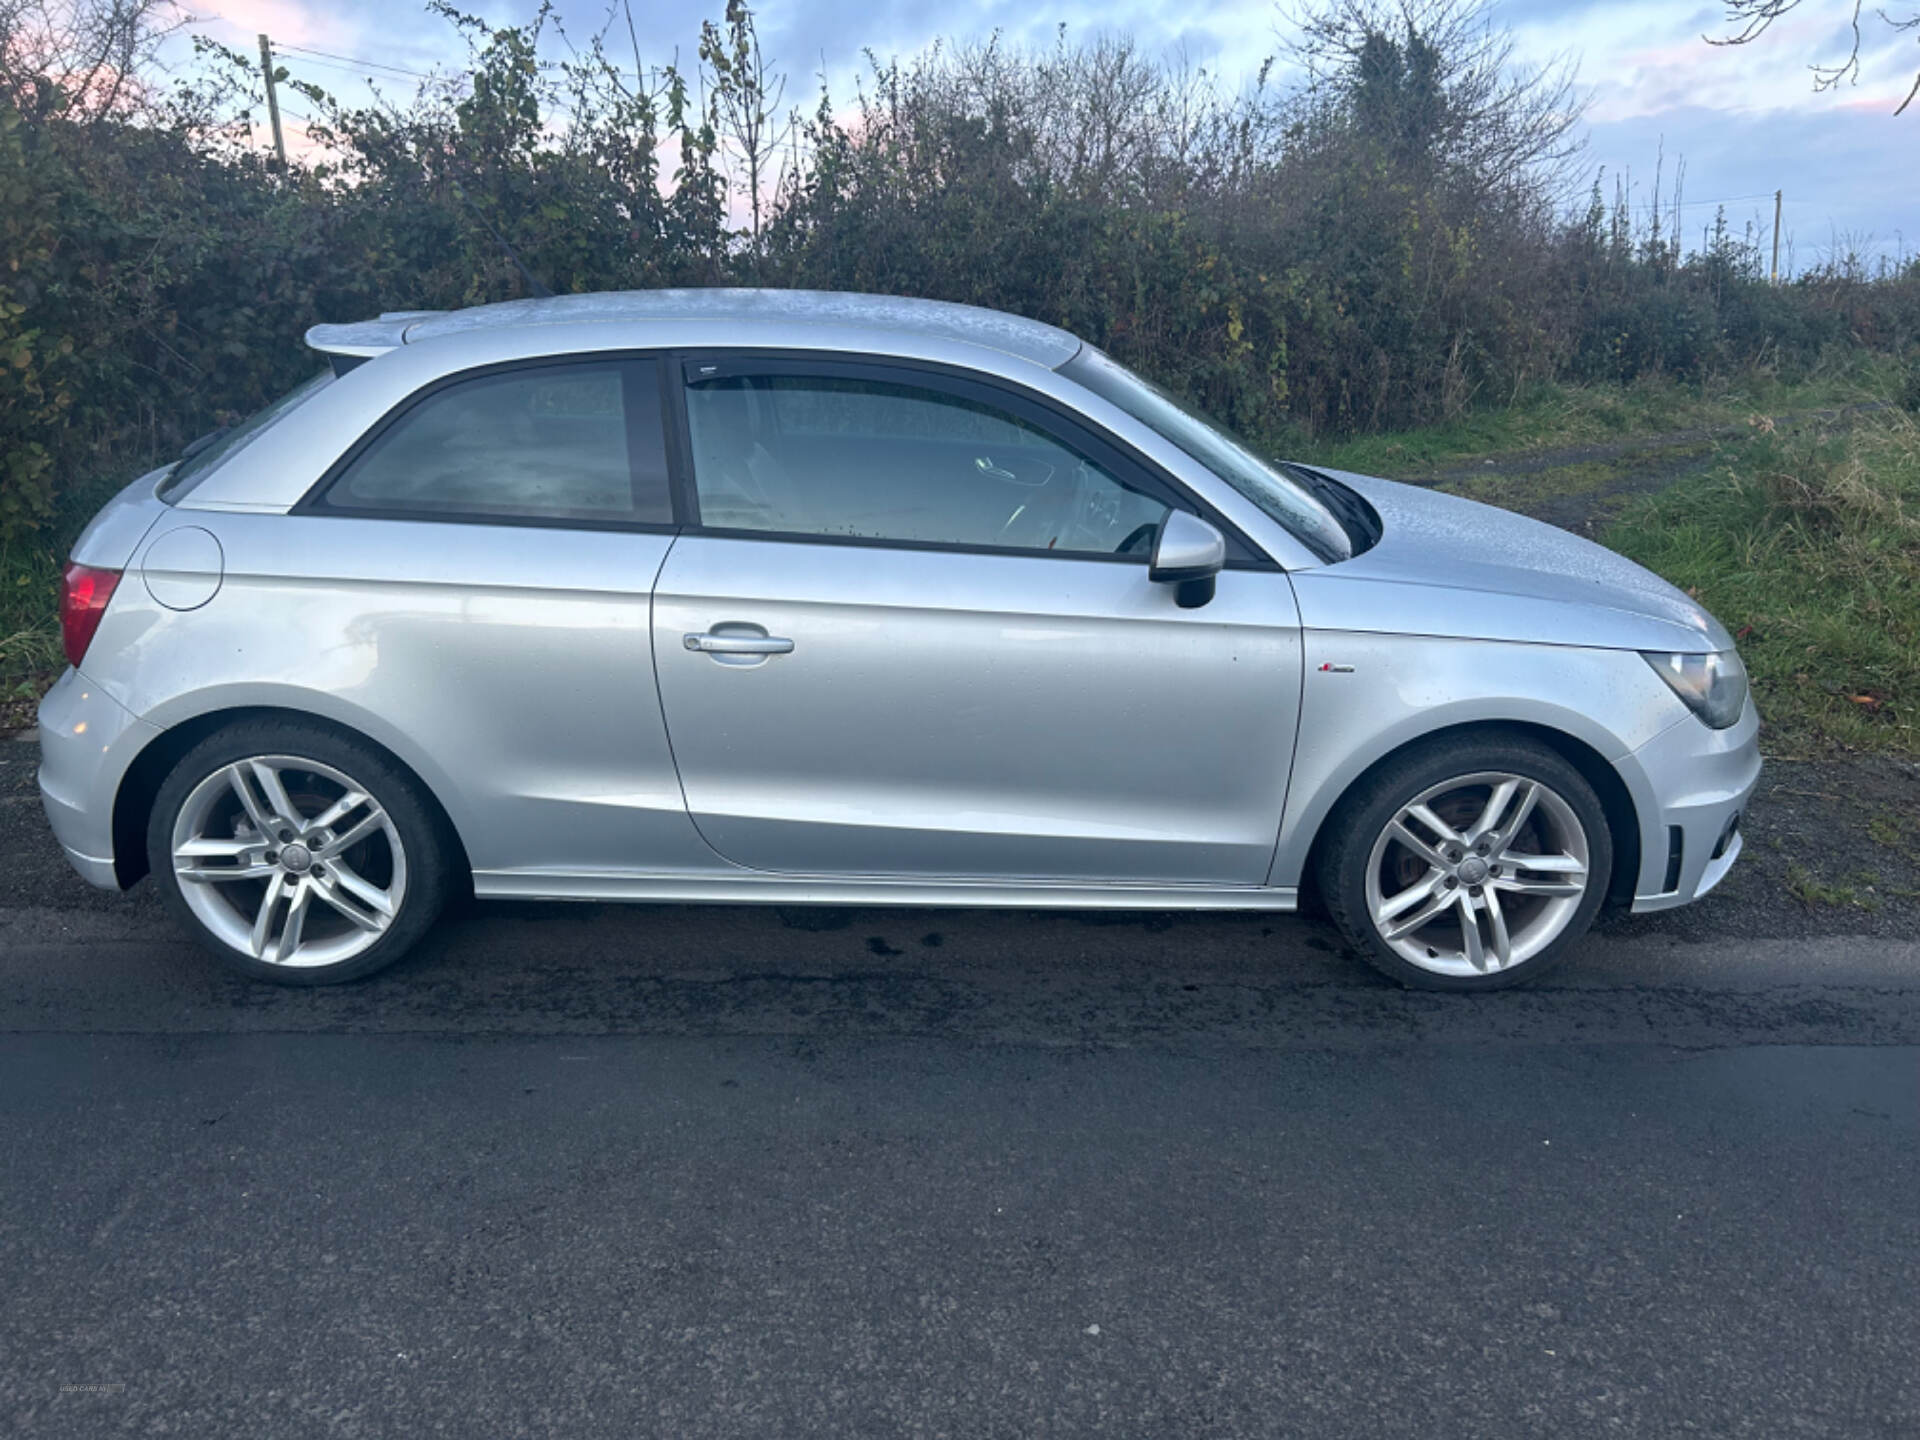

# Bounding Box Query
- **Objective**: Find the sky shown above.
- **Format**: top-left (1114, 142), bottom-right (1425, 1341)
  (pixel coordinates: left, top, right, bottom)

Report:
top-left (172, 0), bottom-right (1915, 271)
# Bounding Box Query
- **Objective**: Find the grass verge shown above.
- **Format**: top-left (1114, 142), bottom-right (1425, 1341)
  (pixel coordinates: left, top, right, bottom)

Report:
top-left (0, 538), bottom-right (66, 730)
top-left (1604, 400), bottom-right (1919, 756)
top-left (1293, 355), bottom-right (1895, 477)
top-left (0, 453), bottom-right (143, 730)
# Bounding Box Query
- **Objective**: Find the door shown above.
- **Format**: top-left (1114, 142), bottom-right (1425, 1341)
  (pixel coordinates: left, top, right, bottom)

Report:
top-left (652, 359), bottom-right (1304, 884)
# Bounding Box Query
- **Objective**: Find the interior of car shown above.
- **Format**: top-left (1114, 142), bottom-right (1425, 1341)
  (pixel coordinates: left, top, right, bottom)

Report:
top-left (684, 373), bottom-right (1170, 556)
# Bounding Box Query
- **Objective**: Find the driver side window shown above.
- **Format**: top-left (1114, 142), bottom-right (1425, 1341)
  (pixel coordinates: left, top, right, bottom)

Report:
top-left (682, 371), bottom-right (1170, 557)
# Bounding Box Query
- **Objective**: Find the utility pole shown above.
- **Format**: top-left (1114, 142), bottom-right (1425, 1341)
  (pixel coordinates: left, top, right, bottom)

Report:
top-left (1770, 189), bottom-right (1782, 284)
top-left (258, 34), bottom-right (287, 171)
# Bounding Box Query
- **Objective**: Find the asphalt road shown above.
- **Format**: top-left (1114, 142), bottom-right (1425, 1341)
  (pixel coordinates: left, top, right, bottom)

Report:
top-left (4, 733), bottom-right (1918, 1437)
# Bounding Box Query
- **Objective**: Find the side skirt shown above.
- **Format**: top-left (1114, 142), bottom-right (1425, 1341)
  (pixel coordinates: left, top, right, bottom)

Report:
top-left (472, 870), bottom-right (1300, 911)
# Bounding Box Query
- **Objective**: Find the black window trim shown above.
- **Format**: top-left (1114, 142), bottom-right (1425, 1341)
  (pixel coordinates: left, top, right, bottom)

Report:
top-left (292, 352), bottom-right (683, 534)
top-left (669, 349), bottom-right (1280, 571)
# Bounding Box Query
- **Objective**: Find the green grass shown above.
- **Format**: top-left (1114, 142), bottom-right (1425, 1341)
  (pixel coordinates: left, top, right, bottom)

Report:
top-left (0, 538), bottom-right (66, 728)
top-left (1869, 812), bottom-right (1913, 850)
top-left (0, 460), bottom-right (137, 729)
top-left (1291, 355), bottom-right (1894, 477)
top-left (1434, 444), bottom-right (1712, 512)
top-left (1287, 349), bottom-right (1919, 760)
top-left (1604, 401), bottom-right (1920, 756)
top-left (1784, 862), bottom-right (1886, 911)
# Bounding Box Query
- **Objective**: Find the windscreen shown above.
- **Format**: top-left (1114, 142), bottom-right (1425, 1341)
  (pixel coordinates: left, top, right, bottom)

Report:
top-left (1060, 346), bottom-right (1352, 564)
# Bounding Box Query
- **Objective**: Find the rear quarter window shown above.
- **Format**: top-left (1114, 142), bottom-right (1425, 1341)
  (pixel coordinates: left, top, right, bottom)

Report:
top-left (316, 359), bottom-right (673, 526)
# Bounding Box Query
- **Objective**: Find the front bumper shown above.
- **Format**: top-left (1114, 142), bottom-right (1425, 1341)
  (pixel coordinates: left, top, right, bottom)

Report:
top-left (1622, 696), bottom-right (1763, 912)
top-left (36, 668), bottom-right (159, 890)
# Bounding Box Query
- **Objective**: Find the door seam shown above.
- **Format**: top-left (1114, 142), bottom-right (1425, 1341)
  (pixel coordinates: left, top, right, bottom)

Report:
top-left (647, 532), bottom-right (756, 872)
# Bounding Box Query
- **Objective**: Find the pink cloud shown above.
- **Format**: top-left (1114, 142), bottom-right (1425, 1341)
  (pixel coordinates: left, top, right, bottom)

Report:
top-left (200, 0), bottom-right (358, 52)
top-left (1557, 2), bottom-right (1908, 123)
top-left (1831, 88), bottom-right (1916, 113)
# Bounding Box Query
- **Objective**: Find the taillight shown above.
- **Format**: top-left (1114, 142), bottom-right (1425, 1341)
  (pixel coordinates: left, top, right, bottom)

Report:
top-left (60, 562), bottom-right (121, 669)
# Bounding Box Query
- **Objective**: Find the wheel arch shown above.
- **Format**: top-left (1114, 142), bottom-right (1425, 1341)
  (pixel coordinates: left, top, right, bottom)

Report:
top-left (1288, 719), bottom-right (1643, 911)
top-left (110, 704), bottom-right (473, 890)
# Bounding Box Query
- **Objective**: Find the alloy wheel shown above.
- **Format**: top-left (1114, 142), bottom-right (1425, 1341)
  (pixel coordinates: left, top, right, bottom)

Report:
top-left (1363, 771), bottom-right (1591, 978)
top-left (169, 754), bottom-right (407, 968)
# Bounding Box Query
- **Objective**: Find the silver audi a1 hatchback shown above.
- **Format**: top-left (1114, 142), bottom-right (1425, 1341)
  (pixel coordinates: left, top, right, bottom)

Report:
top-left (38, 289), bottom-right (1759, 989)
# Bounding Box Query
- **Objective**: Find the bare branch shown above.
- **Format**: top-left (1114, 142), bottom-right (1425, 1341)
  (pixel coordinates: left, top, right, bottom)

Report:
top-left (0, 0), bottom-right (183, 119)
top-left (1707, 0), bottom-right (1920, 112)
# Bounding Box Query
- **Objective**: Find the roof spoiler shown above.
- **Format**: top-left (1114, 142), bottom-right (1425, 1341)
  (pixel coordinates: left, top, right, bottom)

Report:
top-left (304, 311), bottom-right (445, 362)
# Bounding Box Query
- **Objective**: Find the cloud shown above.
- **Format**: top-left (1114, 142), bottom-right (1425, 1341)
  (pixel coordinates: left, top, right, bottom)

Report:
top-left (1516, 0), bottom-right (1920, 121)
top-left (197, 0), bottom-right (362, 50)
top-left (161, 0), bottom-right (1909, 264)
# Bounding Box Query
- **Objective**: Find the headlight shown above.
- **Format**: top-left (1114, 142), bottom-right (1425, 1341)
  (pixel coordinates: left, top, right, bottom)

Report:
top-left (1642, 649), bottom-right (1748, 729)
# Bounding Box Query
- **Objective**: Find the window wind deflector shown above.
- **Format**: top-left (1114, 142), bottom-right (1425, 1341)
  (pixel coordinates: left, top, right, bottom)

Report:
top-left (682, 356), bottom-right (872, 386)
top-left (684, 358), bottom-right (766, 386)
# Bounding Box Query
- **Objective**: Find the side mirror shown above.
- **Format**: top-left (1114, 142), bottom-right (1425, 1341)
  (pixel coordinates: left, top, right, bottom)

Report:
top-left (1148, 511), bottom-right (1225, 609)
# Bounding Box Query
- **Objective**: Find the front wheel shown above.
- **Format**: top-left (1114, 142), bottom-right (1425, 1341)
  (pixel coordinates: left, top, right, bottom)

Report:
top-left (1316, 734), bottom-right (1613, 990)
top-left (148, 719), bottom-right (451, 984)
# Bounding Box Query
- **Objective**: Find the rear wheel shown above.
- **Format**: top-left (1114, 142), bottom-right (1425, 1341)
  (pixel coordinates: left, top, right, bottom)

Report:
top-left (148, 719), bottom-right (450, 984)
top-left (1316, 734), bottom-right (1613, 990)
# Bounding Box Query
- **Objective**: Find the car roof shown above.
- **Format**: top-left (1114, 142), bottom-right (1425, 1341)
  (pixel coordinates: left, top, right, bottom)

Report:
top-left (305, 288), bottom-right (1084, 369)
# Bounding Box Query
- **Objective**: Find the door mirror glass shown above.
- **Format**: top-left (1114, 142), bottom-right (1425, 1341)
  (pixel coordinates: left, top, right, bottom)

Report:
top-left (1148, 511), bottom-right (1225, 608)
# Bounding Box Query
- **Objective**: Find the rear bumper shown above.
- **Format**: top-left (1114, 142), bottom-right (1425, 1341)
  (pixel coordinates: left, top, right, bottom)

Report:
top-left (1622, 697), bottom-right (1763, 913)
top-left (36, 668), bottom-right (158, 891)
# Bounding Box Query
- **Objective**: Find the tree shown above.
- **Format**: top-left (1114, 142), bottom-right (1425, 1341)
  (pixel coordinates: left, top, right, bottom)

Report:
top-left (699, 0), bottom-right (793, 272)
top-left (0, 0), bottom-right (179, 120)
top-left (1709, 1), bottom-right (1920, 114)
top-left (1281, 0), bottom-right (1587, 196)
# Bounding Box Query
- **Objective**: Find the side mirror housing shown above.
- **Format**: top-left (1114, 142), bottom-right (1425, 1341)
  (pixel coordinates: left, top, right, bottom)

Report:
top-left (1149, 511), bottom-right (1226, 609)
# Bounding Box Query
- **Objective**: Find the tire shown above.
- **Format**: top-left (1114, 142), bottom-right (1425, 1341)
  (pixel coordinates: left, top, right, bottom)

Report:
top-left (147, 717), bottom-right (452, 984)
top-left (1315, 732), bottom-right (1613, 991)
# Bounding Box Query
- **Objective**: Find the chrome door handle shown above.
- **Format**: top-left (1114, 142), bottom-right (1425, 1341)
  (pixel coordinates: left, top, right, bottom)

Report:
top-left (683, 632), bottom-right (794, 655)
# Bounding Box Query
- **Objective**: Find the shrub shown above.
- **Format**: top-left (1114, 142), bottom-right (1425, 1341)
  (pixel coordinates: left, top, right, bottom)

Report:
top-left (1, 0), bottom-right (1916, 544)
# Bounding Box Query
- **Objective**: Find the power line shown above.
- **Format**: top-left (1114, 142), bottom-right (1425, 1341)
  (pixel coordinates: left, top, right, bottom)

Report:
top-left (1673, 190), bottom-right (1780, 207)
top-left (277, 53), bottom-right (424, 84)
top-left (276, 44), bottom-right (434, 80)
top-left (185, 17), bottom-right (437, 81)
top-left (261, 33), bottom-right (650, 83)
